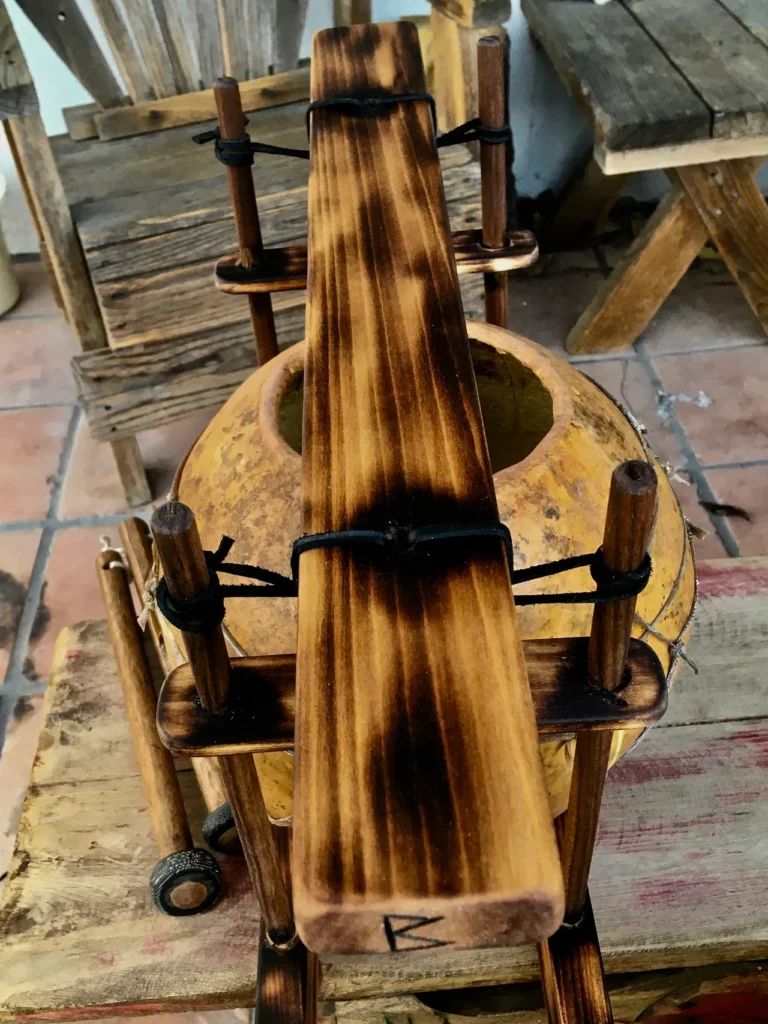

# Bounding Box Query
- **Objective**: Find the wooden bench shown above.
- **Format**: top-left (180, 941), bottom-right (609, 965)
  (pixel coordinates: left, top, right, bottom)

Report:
top-left (1, 557), bottom-right (767, 1022)
top-left (523, 0), bottom-right (768, 355)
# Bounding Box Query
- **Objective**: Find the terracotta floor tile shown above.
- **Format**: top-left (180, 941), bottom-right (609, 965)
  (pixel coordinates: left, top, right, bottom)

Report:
top-left (26, 526), bottom-right (110, 684)
top-left (0, 692), bottom-right (45, 892)
top-left (652, 348), bottom-right (768, 466)
top-left (0, 316), bottom-right (77, 407)
top-left (577, 358), bottom-right (684, 469)
top-left (507, 270), bottom-right (606, 357)
top-left (670, 477), bottom-right (728, 561)
top-left (0, 407), bottom-right (72, 522)
top-left (59, 408), bottom-right (217, 519)
top-left (8, 260), bottom-right (60, 318)
top-left (0, 532), bottom-right (42, 683)
top-left (643, 277), bottom-right (762, 355)
top-left (707, 466), bottom-right (768, 557)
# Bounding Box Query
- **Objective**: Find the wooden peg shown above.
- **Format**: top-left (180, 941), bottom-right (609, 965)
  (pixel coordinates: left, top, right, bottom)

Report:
top-left (562, 461), bottom-right (657, 919)
top-left (213, 76), bottom-right (279, 366)
top-left (151, 502), bottom-right (294, 944)
top-left (478, 35), bottom-right (510, 329)
top-left (97, 547), bottom-right (193, 860)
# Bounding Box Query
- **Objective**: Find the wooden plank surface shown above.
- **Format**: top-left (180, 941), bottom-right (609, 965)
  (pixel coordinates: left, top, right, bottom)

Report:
top-left (120, 0), bottom-right (177, 99)
top-left (91, 0), bottom-right (154, 103)
top-left (0, 560), bottom-right (766, 1019)
top-left (0, 2), bottom-right (38, 118)
top-left (95, 67), bottom-right (310, 141)
top-left (430, 0), bottom-right (512, 29)
top-left (293, 21), bottom-right (561, 955)
top-left (625, 0), bottom-right (768, 139)
top-left (521, 0), bottom-right (710, 152)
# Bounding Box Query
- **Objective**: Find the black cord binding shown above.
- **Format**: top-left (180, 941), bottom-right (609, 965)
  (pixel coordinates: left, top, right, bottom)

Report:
top-left (155, 528), bottom-right (651, 636)
top-left (193, 93), bottom-right (510, 167)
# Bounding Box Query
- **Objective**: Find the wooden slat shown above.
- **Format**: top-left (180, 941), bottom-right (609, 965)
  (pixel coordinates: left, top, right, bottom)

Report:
top-left (157, 639), bottom-right (668, 758)
top-left (152, 0), bottom-right (198, 95)
top-left (195, 0), bottom-right (223, 90)
top-left (91, 0), bottom-right (154, 103)
top-left (521, 0), bottom-right (710, 152)
top-left (598, 135), bottom-right (768, 175)
top-left (430, 0), bottom-right (512, 29)
top-left (677, 160), bottom-right (768, 335)
top-left (95, 67), bottom-right (310, 140)
top-left (120, 0), bottom-right (178, 99)
top-left (14, 0), bottom-right (124, 109)
top-left (293, 22), bottom-right (561, 956)
top-left (0, 1), bottom-right (38, 118)
top-left (62, 101), bottom-right (103, 141)
top-left (274, 0), bottom-right (310, 73)
top-left (625, 0), bottom-right (768, 139)
top-left (218, 0), bottom-right (252, 80)
top-left (245, 0), bottom-right (277, 79)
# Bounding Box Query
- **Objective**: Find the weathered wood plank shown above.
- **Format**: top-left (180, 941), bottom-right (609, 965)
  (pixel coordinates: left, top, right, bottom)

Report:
top-left (625, 0), bottom-right (768, 139)
top-left (333, 0), bottom-right (371, 26)
top-left (677, 160), bottom-right (768, 334)
top-left (91, 0), bottom-right (154, 103)
top-left (243, 0), bottom-right (277, 79)
top-left (521, 0), bottom-right (710, 151)
top-left (274, 0), bottom-right (309, 72)
top-left (152, 0), bottom-right (198, 95)
top-left (52, 102), bottom-right (309, 207)
top-left (62, 101), bottom-right (102, 141)
top-left (95, 67), bottom-right (310, 141)
top-left (294, 21), bottom-right (561, 956)
top-left (119, 0), bottom-right (176, 99)
top-left (598, 135), bottom-right (768, 175)
top-left (0, 2), bottom-right (38, 118)
top-left (195, 0), bottom-right (223, 90)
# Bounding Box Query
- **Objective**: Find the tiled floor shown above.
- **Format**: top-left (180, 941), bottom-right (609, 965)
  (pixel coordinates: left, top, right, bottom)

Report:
top-left (0, 250), bottom-right (766, 1011)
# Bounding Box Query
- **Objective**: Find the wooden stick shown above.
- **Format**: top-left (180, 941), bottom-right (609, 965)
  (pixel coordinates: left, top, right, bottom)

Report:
top-left (478, 35), bottom-right (509, 329)
top-left (119, 516), bottom-right (230, 815)
top-left (97, 548), bottom-right (192, 858)
top-left (150, 501), bottom-right (294, 944)
top-left (562, 461), bottom-right (657, 919)
top-left (214, 76), bottom-right (279, 366)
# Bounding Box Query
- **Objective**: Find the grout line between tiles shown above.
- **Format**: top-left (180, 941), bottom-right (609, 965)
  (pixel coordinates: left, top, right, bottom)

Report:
top-left (0, 401), bottom-right (76, 413)
top-left (1, 406), bottom-right (82, 720)
top-left (635, 340), bottom-right (741, 558)
top-left (700, 458), bottom-right (768, 471)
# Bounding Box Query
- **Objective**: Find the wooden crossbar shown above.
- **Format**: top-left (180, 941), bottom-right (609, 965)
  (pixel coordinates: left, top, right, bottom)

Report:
top-left (291, 21), bottom-right (563, 956)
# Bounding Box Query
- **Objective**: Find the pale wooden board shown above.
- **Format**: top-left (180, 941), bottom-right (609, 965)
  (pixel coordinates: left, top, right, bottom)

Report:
top-left (0, 563), bottom-right (767, 1018)
top-left (624, 0), bottom-right (768, 139)
top-left (91, 0), bottom-right (154, 103)
top-left (521, 0), bottom-right (710, 151)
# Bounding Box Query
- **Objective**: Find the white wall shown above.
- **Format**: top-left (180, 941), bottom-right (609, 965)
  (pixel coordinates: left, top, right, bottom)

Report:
top-left (1, 0), bottom-right (758, 253)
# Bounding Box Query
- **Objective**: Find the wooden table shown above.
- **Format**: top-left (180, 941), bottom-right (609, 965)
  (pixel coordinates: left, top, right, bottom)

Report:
top-left (1, 558), bottom-right (767, 1023)
top-left (523, 0), bottom-right (768, 355)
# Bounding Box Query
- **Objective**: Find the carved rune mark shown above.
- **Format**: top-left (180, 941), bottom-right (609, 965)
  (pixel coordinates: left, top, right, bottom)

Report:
top-left (383, 914), bottom-right (453, 951)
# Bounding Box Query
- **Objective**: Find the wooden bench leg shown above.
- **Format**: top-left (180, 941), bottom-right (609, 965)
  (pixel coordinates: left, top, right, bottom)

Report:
top-left (677, 159), bottom-right (768, 336)
top-left (111, 436), bottom-right (151, 507)
top-left (565, 183), bottom-right (707, 355)
top-left (541, 155), bottom-right (630, 253)
top-left (4, 113), bottom-right (152, 507)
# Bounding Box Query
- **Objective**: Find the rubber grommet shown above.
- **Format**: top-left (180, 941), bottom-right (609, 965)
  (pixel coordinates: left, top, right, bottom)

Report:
top-left (202, 802), bottom-right (242, 855)
top-left (150, 847), bottom-right (223, 916)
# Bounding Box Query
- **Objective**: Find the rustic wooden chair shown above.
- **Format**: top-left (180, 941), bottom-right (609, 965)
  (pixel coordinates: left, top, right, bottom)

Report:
top-left (1, 0), bottom-right (313, 506)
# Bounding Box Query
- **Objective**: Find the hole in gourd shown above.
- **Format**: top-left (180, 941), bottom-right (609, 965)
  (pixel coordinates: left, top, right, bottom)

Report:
top-left (278, 341), bottom-right (554, 473)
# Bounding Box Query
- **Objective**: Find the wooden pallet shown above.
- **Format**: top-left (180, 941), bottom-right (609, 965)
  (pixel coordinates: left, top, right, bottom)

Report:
top-left (0, 558), bottom-right (766, 1021)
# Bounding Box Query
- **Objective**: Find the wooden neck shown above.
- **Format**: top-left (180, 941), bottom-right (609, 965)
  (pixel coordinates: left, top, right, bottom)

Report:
top-left (291, 21), bottom-right (563, 955)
